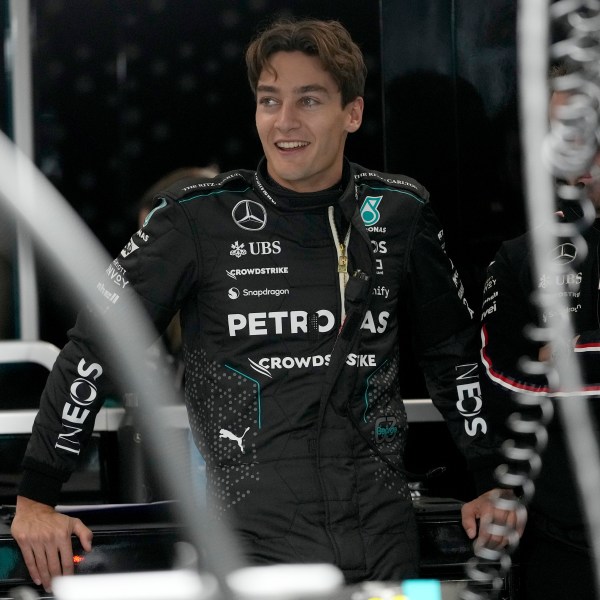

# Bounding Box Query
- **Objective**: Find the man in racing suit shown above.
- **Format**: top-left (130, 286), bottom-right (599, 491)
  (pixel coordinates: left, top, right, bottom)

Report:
top-left (11, 18), bottom-right (511, 591)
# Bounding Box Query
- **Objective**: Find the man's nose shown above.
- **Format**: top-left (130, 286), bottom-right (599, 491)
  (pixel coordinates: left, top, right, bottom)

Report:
top-left (275, 101), bottom-right (300, 131)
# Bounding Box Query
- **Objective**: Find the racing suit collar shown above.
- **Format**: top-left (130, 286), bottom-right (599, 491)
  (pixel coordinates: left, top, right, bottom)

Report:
top-left (253, 157), bottom-right (354, 211)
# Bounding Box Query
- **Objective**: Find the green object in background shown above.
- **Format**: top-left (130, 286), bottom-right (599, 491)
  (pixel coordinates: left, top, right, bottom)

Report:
top-left (403, 579), bottom-right (442, 600)
top-left (0, 545), bottom-right (21, 579)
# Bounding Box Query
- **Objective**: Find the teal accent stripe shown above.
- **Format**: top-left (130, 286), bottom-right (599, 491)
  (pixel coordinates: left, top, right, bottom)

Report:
top-left (364, 187), bottom-right (424, 204)
top-left (224, 364), bottom-right (262, 429)
top-left (143, 198), bottom-right (167, 226)
top-left (363, 359), bottom-right (389, 423)
top-left (178, 187), bottom-right (251, 204)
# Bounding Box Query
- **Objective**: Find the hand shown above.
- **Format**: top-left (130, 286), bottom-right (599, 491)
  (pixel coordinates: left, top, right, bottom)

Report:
top-left (538, 335), bottom-right (580, 362)
top-left (10, 495), bottom-right (93, 592)
top-left (461, 488), bottom-right (526, 549)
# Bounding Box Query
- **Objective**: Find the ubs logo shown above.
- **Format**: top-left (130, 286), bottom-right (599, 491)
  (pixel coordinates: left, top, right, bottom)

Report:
top-left (232, 200), bottom-right (267, 231)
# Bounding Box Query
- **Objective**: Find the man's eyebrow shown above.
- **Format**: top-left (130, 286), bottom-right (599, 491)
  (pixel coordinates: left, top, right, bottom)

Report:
top-left (256, 84), bottom-right (278, 94)
top-left (255, 83), bottom-right (332, 96)
top-left (296, 84), bottom-right (330, 95)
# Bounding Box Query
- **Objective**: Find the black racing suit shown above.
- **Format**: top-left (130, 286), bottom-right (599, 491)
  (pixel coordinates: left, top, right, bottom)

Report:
top-left (480, 205), bottom-right (600, 598)
top-left (19, 159), bottom-right (494, 582)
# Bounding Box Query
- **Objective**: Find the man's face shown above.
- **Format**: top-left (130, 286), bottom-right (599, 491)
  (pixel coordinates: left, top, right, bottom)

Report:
top-left (551, 90), bottom-right (600, 212)
top-left (255, 51), bottom-right (363, 193)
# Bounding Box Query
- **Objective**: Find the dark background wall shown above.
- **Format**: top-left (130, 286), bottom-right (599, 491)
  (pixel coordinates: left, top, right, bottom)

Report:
top-left (383, 0), bottom-right (523, 306)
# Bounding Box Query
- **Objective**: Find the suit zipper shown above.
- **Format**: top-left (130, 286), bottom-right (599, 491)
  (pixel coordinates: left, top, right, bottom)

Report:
top-left (328, 206), bottom-right (350, 323)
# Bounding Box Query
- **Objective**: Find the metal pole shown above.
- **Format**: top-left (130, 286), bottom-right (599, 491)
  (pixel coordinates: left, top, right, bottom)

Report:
top-left (8, 0), bottom-right (39, 340)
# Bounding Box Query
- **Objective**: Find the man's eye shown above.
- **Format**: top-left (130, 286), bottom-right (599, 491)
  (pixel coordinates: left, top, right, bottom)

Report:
top-left (258, 97), bottom-right (277, 106)
top-left (301, 97), bottom-right (318, 107)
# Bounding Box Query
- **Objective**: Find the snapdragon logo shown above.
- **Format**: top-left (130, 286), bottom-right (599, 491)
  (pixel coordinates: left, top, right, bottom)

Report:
top-left (228, 287), bottom-right (289, 299)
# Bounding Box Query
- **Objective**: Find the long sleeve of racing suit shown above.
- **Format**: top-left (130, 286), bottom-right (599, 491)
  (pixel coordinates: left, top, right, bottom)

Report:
top-left (405, 203), bottom-right (502, 494)
top-left (573, 329), bottom-right (600, 384)
top-left (18, 197), bottom-right (198, 507)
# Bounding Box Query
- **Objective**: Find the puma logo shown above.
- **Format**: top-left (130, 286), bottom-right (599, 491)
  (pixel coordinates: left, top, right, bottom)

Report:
top-left (219, 427), bottom-right (250, 453)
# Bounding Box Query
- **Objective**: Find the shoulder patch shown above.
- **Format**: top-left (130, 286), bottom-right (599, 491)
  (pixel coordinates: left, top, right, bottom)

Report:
top-left (353, 164), bottom-right (429, 201)
top-left (163, 169), bottom-right (254, 202)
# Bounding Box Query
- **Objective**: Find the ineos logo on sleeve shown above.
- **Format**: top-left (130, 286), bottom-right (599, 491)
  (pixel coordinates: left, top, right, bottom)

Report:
top-left (232, 200), bottom-right (267, 231)
top-left (55, 358), bottom-right (104, 455)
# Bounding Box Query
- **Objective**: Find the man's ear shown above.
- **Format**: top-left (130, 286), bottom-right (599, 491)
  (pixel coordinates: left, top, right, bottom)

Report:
top-left (346, 96), bottom-right (364, 133)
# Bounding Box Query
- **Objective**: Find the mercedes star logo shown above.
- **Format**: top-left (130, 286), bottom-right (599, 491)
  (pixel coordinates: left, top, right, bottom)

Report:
top-left (550, 243), bottom-right (577, 265)
top-left (232, 200), bottom-right (267, 231)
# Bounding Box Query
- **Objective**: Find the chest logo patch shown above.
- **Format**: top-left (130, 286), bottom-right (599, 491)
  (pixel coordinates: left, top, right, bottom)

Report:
top-left (375, 415), bottom-right (398, 443)
top-left (232, 200), bottom-right (267, 231)
top-left (360, 195), bottom-right (383, 226)
top-left (550, 243), bottom-right (577, 265)
top-left (219, 427), bottom-right (250, 453)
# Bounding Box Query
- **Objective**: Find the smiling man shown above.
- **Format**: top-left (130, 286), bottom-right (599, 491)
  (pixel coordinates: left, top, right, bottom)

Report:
top-left (11, 18), bottom-right (507, 590)
top-left (254, 50), bottom-right (362, 192)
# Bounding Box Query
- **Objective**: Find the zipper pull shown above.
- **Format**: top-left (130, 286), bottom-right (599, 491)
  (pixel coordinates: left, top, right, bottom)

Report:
top-left (338, 244), bottom-right (348, 273)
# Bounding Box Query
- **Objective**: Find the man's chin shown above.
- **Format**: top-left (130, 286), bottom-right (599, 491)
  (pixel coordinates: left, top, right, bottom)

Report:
top-left (267, 166), bottom-right (318, 191)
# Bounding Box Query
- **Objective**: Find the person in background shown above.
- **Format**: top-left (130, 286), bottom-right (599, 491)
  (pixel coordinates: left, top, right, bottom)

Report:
top-left (11, 18), bottom-right (516, 592)
top-left (479, 64), bottom-right (600, 599)
top-left (138, 164), bottom-right (219, 385)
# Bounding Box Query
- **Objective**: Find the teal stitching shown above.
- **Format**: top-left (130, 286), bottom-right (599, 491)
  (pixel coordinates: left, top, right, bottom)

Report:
top-left (178, 187), bottom-right (251, 204)
top-left (363, 359), bottom-right (389, 423)
top-left (143, 198), bottom-right (167, 226)
top-left (224, 364), bottom-right (262, 429)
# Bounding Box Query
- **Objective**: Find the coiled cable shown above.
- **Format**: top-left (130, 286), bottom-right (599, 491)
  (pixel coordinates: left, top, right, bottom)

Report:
top-left (462, 1), bottom-right (600, 598)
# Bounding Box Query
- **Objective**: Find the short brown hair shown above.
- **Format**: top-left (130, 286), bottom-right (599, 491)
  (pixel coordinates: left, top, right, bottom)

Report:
top-left (245, 18), bottom-right (367, 106)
